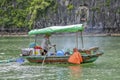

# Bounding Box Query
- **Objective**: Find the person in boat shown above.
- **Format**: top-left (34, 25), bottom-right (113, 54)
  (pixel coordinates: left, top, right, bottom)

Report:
top-left (68, 48), bottom-right (83, 64)
top-left (41, 34), bottom-right (56, 55)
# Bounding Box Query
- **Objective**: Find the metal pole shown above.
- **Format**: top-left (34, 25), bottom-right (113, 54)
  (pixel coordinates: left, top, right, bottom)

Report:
top-left (80, 32), bottom-right (84, 49)
top-left (35, 35), bottom-right (37, 44)
top-left (76, 32), bottom-right (79, 48)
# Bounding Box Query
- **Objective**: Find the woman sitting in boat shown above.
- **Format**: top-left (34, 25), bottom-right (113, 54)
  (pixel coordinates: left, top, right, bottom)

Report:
top-left (41, 34), bottom-right (56, 55)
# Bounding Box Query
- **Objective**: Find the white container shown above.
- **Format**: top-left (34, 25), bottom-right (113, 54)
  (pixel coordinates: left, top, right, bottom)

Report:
top-left (22, 48), bottom-right (34, 56)
top-left (34, 49), bottom-right (41, 56)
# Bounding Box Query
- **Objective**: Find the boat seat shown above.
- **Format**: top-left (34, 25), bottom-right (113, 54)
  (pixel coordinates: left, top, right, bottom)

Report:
top-left (78, 47), bottom-right (99, 55)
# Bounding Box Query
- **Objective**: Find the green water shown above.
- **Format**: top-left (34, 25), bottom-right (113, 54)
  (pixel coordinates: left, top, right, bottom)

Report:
top-left (0, 36), bottom-right (120, 80)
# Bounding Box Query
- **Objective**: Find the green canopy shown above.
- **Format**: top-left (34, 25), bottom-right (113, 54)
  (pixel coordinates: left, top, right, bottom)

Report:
top-left (28, 24), bottom-right (84, 35)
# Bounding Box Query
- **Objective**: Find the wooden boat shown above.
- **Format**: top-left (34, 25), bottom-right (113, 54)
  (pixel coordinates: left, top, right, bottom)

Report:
top-left (23, 24), bottom-right (104, 64)
top-left (26, 48), bottom-right (103, 64)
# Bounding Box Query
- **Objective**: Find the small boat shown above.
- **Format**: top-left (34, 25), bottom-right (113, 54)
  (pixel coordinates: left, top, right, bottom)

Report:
top-left (22, 24), bottom-right (104, 64)
top-left (26, 48), bottom-right (103, 64)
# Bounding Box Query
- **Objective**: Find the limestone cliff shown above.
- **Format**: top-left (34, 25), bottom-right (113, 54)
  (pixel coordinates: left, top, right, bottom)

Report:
top-left (35, 0), bottom-right (120, 33)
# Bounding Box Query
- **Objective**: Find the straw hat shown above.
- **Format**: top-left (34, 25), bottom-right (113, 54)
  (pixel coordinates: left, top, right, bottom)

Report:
top-left (44, 33), bottom-right (51, 37)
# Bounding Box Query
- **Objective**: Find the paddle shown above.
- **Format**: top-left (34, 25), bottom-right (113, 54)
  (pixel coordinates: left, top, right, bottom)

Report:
top-left (0, 57), bottom-right (25, 64)
top-left (16, 57), bottom-right (25, 64)
top-left (53, 45), bottom-right (57, 53)
top-left (41, 52), bottom-right (48, 67)
top-left (41, 45), bottom-right (56, 66)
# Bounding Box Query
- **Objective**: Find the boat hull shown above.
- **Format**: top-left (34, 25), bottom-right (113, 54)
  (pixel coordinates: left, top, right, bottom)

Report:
top-left (26, 52), bottom-right (103, 64)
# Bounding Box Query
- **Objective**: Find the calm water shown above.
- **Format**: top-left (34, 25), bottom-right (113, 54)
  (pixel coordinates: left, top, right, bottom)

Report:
top-left (0, 35), bottom-right (120, 80)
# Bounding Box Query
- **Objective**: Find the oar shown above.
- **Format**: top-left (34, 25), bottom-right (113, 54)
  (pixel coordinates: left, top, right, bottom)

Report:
top-left (42, 45), bottom-right (57, 67)
top-left (0, 57), bottom-right (25, 64)
top-left (53, 45), bottom-right (57, 53)
top-left (16, 57), bottom-right (25, 64)
top-left (41, 52), bottom-right (47, 67)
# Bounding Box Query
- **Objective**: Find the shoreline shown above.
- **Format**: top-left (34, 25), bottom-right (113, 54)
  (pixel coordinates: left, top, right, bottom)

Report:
top-left (84, 33), bottom-right (120, 37)
top-left (0, 33), bottom-right (120, 37)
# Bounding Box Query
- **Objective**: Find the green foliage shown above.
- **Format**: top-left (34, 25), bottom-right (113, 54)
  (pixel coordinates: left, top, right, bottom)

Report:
top-left (67, 4), bottom-right (74, 11)
top-left (117, 8), bottom-right (120, 14)
top-left (105, 0), bottom-right (111, 7)
top-left (0, 0), bottom-right (30, 28)
top-left (28, 0), bottom-right (49, 28)
top-left (0, 0), bottom-right (56, 29)
top-left (91, 7), bottom-right (100, 12)
top-left (28, 0), bottom-right (56, 29)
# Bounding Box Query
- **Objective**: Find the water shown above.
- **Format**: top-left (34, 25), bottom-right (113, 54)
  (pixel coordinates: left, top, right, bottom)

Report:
top-left (0, 35), bottom-right (120, 80)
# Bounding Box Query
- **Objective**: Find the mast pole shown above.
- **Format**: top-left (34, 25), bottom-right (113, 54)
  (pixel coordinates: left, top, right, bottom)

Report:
top-left (80, 31), bottom-right (84, 49)
top-left (76, 32), bottom-right (79, 48)
top-left (35, 35), bottom-right (37, 45)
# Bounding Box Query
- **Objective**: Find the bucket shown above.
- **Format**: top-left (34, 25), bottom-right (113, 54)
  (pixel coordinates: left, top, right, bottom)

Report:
top-left (56, 50), bottom-right (64, 56)
top-left (34, 46), bottom-right (42, 55)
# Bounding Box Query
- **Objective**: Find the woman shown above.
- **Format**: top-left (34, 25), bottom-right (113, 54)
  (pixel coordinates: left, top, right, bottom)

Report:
top-left (41, 34), bottom-right (56, 55)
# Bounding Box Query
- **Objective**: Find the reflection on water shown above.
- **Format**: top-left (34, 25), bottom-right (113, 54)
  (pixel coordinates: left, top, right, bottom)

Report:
top-left (68, 65), bottom-right (82, 80)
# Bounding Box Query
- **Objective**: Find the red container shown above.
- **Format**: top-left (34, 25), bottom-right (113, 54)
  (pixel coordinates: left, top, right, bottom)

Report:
top-left (34, 46), bottom-right (42, 55)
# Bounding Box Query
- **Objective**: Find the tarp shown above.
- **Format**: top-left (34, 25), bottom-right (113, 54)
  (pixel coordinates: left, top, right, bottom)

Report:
top-left (68, 48), bottom-right (83, 64)
top-left (28, 24), bottom-right (84, 35)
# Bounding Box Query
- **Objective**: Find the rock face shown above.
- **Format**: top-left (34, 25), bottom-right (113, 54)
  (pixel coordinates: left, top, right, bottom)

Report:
top-left (35, 0), bottom-right (120, 33)
top-left (0, 0), bottom-right (119, 35)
